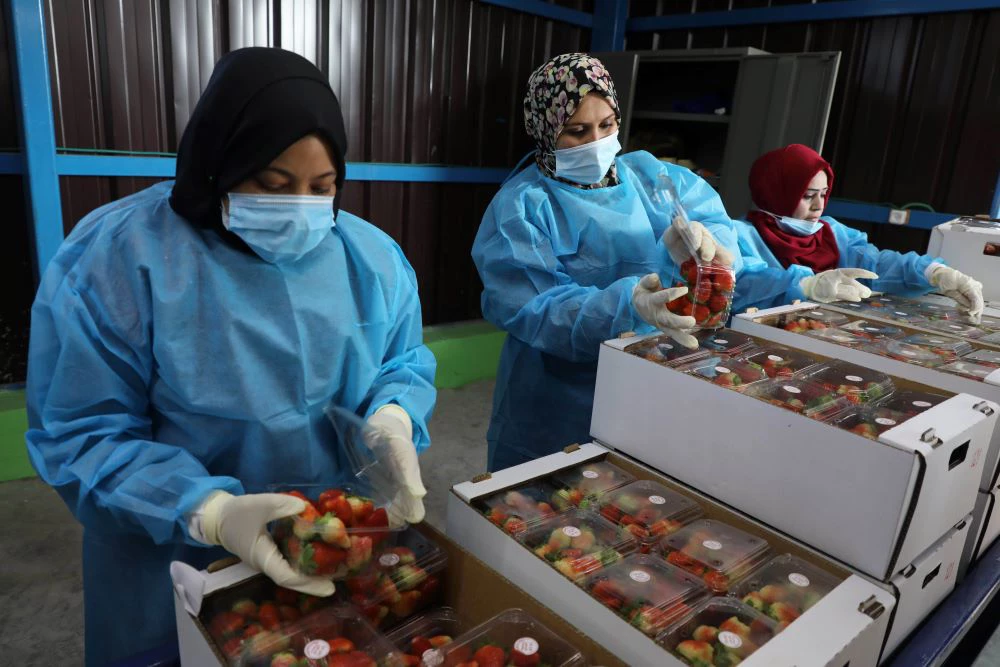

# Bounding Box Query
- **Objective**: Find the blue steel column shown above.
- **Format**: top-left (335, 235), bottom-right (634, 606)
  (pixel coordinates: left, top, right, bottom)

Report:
top-left (591, 0), bottom-right (628, 52)
top-left (7, 0), bottom-right (64, 281)
top-left (991, 171), bottom-right (1000, 220)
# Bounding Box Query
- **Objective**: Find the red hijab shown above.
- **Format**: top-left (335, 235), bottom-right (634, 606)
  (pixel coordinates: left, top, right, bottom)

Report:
top-left (746, 144), bottom-right (840, 273)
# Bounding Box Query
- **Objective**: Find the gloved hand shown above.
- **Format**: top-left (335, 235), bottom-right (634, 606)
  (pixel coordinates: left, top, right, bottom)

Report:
top-left (929, 265), bottom-right (984, 321)
top-left (367, 405), bottom-right (427, 527)
top-left (195, 491), bottom-right (336, 596)
top-left (799, 268), bottom-right (878, 303)
top-left (663, 217), bottom-right (735, 267)
top-left (632, 273), bottom-right (699, 349)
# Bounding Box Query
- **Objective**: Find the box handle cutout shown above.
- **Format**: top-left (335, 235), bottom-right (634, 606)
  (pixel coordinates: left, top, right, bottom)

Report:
top-left (955, 519), bottom-right (968, 531)
top-left (921, 428), bottom-right (942, 446)
top-left (975, 401), bottom-right (995, 416)
top-left (949, 441), bottom-right (970, 470)
top-left (858, 595), bottom-right (885, 620)
top-left (900, 564), bottom-right (917, 578)
top-left (922, 564), bottom-right (941, 589)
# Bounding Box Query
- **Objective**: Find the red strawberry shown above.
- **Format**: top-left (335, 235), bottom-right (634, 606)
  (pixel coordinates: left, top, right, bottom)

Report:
top-left (429, 636), bottom-right (452, 648)
top-left (363, 507), bottom-right (390, 545)
top-left (298, 593), bottom-right (325, 615)
top-left (693, 305), bottom-right (711, 324)
top-left (704, 570), bottom-right (730, 593)
top-left (242, 623), bottom-right (264, 639)
top-left (258, 603), bottom-right (280, 631)
top-left (230, 598), bottom-right (258, 619)
top-left (678, 299), bottom-right (694, 317)
top-left (347, 496), bottom-right (375, 524)
top-left (681, 259), bottom-right (698, 284)
top-left (284, 490), bottom-right (315, 508)
top-left (411, 636), bottom-right (433, 656)
top-left (391, 590), bottom-right (423, 618)
top-left (328, 652), bottom-right (377, 667)
top-left (209, 611), bottom-right (245, 639)
top-left (329, 637), bottom-right (357, 653)
top-left (418, 574), bottom-right (441, 598)
top-left (402, 657), bottom-right (421, 667)
top-left (347, 571), bottom-right (380, 595)
top-left (693, 282), bottom-right (713, 304)
top-left (310, 541), bottom-right (348, 575)
top-left (278, 605), bottom-right (300, 623)
top-left (634, 508), bottom-right (658, 525)
top-left (221, 638), bottom-right (243, 658)
top-left (713, 270), bottom-right (735, 291)
top-left (666, 295), bottom-right (687, 314)
top-left (274, 587), bottom-right (299, 606)
top-left (707, 292), bottom-right (729, 314)
top-left (600, 505), bottom-right (622, 523)
top-left (329, 496), bottom-right (355, 526)
top-left (317, 488), bottom-right (345, 513)
top-left (473, 645), bottom-right (506, 667)
top-left (512, 644), bottom-right (542, 666)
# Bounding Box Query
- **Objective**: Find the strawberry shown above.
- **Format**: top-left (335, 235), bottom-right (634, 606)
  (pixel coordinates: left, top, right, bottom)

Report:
top-left (231, 598), bottom-right (258, 619)
top-left (317, 488), bottom-right (345, 513)
top-left (242, 623), bottom-right (264, 639)
top-left (707, 292), bottom-right (729, 314)
top-left (485, 507), bottom-right (509, 526)
top-left (473, 645), bottom-right (506, 667)
top-left (391, 590), bottom-right (423, 618)
top-left (681, 259), bottom-right (699, 284)
top-left (666, 295), bottom-right (688, 314)
top-left (258, 602), bottom-right (280, 631)
top-left (411, 636), bottom-right (433, 656)
top-left (316, 514), bottom-right (351, 548)
top-left (429, 635), bottom-right (452, 648)
top-left (418, 574), bottom-right (441, 598)
top-left (678, 299), bottom-right (694, 317)
top-left (274, 587), bottom-right (299, 606)
top-left (329, 637), bottom-right (357, 653)
top-left (347, 535), bottom-right (374, 571)
top-left (511, 645), bottom-right (542, 667)
top-left (347, 495), bottom-right (375, 524)
top-left (363, 507), bottom-right (390, 545)
top-left (220, 638), bottom-right (243, 658)
top-left (402, 656), bottom-right (421, 667)
top-left (704, 570), bottom-right (729, 593)
top-left (713, 270), bottom-right (735, 291)
top-left (600, 505), bottom-right (622, 523)
top-left (293, 503), bottom-right (322, 540)
top-left (328, 652), bottom-right (377, 667)
top-left (693, 304), bottom-right (710, 324)
top-left (209, 611), bottom-right (245, 639)
top-left (270, 652), bottom-right (298, 667)
top-left (693, 281), bottom-right (713, 304)
top-left (283, 490), bottom-right (316, 511)
top-left (328, 495), bottom-right (355, 526)
top-left (308, 541), bottom-right (348, 576)
top-left (277, 605), bottom-right (300, 623)
top-left (298, 593), bottom-right (324, 615)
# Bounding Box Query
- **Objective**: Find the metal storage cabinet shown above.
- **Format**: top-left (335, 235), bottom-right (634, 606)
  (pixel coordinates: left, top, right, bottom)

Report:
top-left (595, 48), bottom-right (840, 216)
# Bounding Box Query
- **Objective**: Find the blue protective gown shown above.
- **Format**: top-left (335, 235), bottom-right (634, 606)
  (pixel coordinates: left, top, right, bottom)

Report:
top-left (733, 215), bottom-right (943, 313)
top-left (25, 181), bottom-right (436, 665)
top-left (473, 151), bottom-right (741, 472)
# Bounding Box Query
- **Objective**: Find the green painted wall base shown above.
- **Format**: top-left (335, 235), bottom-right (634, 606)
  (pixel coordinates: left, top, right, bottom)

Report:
top-left (0, 321), bottom-right (504, 482)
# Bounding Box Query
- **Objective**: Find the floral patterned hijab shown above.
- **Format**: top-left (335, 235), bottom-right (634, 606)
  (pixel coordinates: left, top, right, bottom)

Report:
top-left (523, 53), bottom-right (622, 189)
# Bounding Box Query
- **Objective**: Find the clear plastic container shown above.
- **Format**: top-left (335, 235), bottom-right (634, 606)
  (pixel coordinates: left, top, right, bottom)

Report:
top-left (912, 301), bottom-right (964, 321)
top-left (877, 389), bottom-right (951, 417)
top-left (339, 527), bottom-right (448, 630)
top-left (518, 508), bottom-right (637, 583)
top-left (744, 378), bottom-right (852, 421)
top-left (841, 319), bottom-right (906, 341)
top-left (694, 329), bottom-right (756, 357)
top-left (880, 305), bottom-right (929, 324)
top-left (548, 459), bottom-right (636, 510)
top-left (802, 327), bottom-right (870, 347)
top-left (900, 333), bottom-right (974, 360)
top-left (597, 480), bottom-right (703, 552)
top-left (774, 308), bottom-right (849, 333)
top-left (659, 519), bottom-right (771, 594)
top-left (739, 345), bottom-right (820, 379)
top-left (232, 604), bottom-right (402, 667)
top-left (923, 319), bottom-right (987, 339)
top-left (385, 608), bottom-right (463, 666)
top-left (805, 361), bottom-right (894, 404)
top-left (829, 406), bottom-right (910, 441)
top-left (677, 354), bottom-right (769, 392)
top-left (984, 332), bottom-right (1000, 345)
top-left (627, 335), bottom-right (711, 368)
top-left (658, 597), bottom-right (779, 665)
top-left (583, 554), bottom-right (711, 637)
top-left (974, 315), bottom-right (1000, 333)
top-left (666, 259), bottom-right (736, 330)
top-left (479, 481), bottom-right (560, 535)
top-left (963, 349), bottom-right (1000, 367)
top-left (425, 609), bottom-right (586, 667)
top-left (732, 554), bottom-right (843, 631)
top-left (878, 340), bottom-right (948, 368)
top-left (939, 360), bottom-right (998, 381)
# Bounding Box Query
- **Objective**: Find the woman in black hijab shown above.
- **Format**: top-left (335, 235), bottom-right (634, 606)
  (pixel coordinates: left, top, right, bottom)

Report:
top-left (26, 48), bottom-right (436, 664)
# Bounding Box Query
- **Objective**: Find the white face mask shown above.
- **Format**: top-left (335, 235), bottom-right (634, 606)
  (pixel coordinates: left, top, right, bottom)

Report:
top-left (757, 207), bottom-right (824, 236)
top-left (553, 131), bottom-right (621, 184)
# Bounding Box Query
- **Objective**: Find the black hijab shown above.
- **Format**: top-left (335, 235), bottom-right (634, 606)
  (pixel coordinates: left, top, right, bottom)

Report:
top-left (170, 48), bottom-right (348, 231)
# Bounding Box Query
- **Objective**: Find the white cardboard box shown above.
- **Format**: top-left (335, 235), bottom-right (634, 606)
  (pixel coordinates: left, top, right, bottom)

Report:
top-left (927, 217), bottom-right (1000, 302)
top-left (959, 482), bottom-right (1000, 581)
top-left (733, 303), bottom-right (1000, 491)
top-left (448, 443), bottom-right (896, 667)
top-left (591, 333), bottom-right (994, 580)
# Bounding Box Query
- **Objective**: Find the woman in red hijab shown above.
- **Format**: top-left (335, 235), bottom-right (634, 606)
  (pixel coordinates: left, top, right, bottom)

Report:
top-left (733, 144), bottom-right (983, 318)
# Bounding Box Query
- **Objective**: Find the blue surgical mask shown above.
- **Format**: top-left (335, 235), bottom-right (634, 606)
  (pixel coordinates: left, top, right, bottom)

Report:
top-left (554, 131), bottom-right (621, 184)
top-left (222, 193), bottom-right (334, 264)
top-left (759, 208), bottom-right (823, 236)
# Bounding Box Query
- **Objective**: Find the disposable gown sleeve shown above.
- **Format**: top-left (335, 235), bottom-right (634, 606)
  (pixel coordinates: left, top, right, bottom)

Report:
top-left (830, 217), bottom-right (940, 294)
top-left (25, 239), bottom-right (242, 547)
top-left (361, 249), bottom-right (437, 452)
top-left (667, 162), bottom-right (744, 275)
top-left (731, 229), bottom-right (813, 312)
top-left (473, 204), bottom-right (649, 364)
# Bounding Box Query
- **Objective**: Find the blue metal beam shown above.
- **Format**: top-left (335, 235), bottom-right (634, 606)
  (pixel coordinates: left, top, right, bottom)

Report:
top-left (591, 0), bottom-right (628, 52)
top-left (0, 153), bottom-right (24, 174)
top-left (7, 0), bottom-right (65, 280)
top-left (55, 154), bottom-right (177, 177)
top-left (991, 171), bottom-right (1000, 220)
top-left (627, 0), bottom-right (1000, 32)
top-left (477, 0), bottom-right (594, 29)
top-left (825, 199), bottom-right (956, 230)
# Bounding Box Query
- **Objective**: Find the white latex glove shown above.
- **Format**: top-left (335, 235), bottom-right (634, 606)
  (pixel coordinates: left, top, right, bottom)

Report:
top-left (929, 265), bottom-right (984, 321)
top-left (367, 405), bottom-right (427, 527)
top-left (663, 217), bottom-right (735, 267)
top-left (194, 491), bottom-right (336, 597)
top-left (799, 268), bottom-right (878, 303)
top-left (632, 273), bottom-right (699, 349)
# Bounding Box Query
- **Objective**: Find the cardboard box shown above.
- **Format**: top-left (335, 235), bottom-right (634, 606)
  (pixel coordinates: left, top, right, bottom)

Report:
top-left (733, 303), bottom-right (1000, 491)
top-left (591, 332), bottom-right (993, 580)
top-left (927, 217), bottom-right (1000, 302)
top-left (449, 443), bottom-right (896, 667)
top-left (958, 481), bottom-right (1000, 581)
top-left (171, 524), bottom-right (624, 667)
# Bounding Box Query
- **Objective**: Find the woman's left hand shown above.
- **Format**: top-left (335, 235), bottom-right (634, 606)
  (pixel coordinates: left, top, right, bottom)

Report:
top-left (663, 217), bottom-right (734, 267)
top-left (929, 266), bottom-right (984, 321)
top-left (367, 405), bottom-right (427, 526)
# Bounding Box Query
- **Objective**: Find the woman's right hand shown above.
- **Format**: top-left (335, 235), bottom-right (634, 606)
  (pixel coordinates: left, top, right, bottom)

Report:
top-left (663, 217), bottom-right (735, 267)
top-left (799, 268), bottom-right (878, 303)
top-left (632, 273), bottom-right (699, 348)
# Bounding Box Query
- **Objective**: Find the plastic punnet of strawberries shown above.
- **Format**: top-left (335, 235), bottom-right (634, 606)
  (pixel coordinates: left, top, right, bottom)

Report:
top-left (665, 258), bottom-right (735, 331)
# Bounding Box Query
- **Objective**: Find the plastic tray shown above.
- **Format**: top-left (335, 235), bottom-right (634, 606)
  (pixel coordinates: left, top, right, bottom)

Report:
top-left (627, 335), bottom-right (711, 368)
top-left (339, 527), bottom-right (448, 630)
top-left (923, 319), bottom-right (988, 339)
top-left (774, 308), bottom-right (849, 333)
top-left (598, 480), bottom-right (704, 552)
top-left (385, 608), bottom-right (463, 666)
top-left (677, 354), bottom-right (769, 392)
top-left (658, 597), bottom-right (779, 665)
top-left (694, 329), bottom-right (756, 357)
top-left (548, 460), bottom-right (636, 510)
top-left (739, 345), bottom-right (821, 379)
top-left (479, 481), bottom-right (560, 535)
top-left (743, 378), bottom-right (852, 421)
top-left (939, 360), bottom-right (997, 381)
top-left (912, 301), bottom-right (965, 321)
top-left (877, 389), bottom-right (951, 417)
top-left (583, 554), bottom-right (711, 637)
top-left (829, 406), bottom-right (911, 441)
top-left (805, 361), bottom-right (894, 404)
top-left (518, 508), bottom-right (637, 583)
top-left (878, 340), bottom-right (948, 368)
top-left (963, 349), bottom-right (1000, 367)
top-left (802, 326), bottom-right (870, 347)
top-left (659, 519), bottom-right (771, 593)
top-left (901, 333), bottom-right (974, 359)
top-left (974, 315), bottom-right (1000, 333)
top-left (666, 259), bottom-right (736, 330)
top-left (841, 319), bottom-right (906, 341)
top-left (732, 554), bottom-right (843, 631)
top-left (425, 609), bottom-right (586, 667)
top-left (232, 604), bottom-right (402, 667)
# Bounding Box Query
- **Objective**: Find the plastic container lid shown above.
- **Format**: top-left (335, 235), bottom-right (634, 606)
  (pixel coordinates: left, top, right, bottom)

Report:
top-left (479, 481), bottom-right (560, 535)
top-left (923, 319), bottom-right (987, 339)
top-left (841, 319), bottom-right (905, 340)
top-left (877, 305), bottom-right (929, 324)
top-left (658, 597), bottom-right (779, 665)
top-left (548, 459), bottom-right (636, 510)
top-left (939, 360), bottom-right (998, 381)
top-left (877, 389), bottom-right (951, 417)
top-left (232, 603), bottom-right (402, 667)
top-left (805, 361), bottom-right (894, 404)
top-left (901, 333), bottom-right (975, 357)
top-left (660, 519), bottom-right (771, 593)
top-left (694, 329), bottom-right (756, 356)
top-left (983, 332), bottom-right (1000, 345)
top-left (597, 480), bottom-right (703, 547)
top-left (583, 554), bottom-right (711, 637)
top-left (802, 327), bottom-right (869, 347)
top-left (974, 315), bottom-right (1000, 333)
top-left (879, 340), bottom-right (948, 367)
top-left (739, 345), bottom-right (821, 379)
top-left (666, 260), bottom-right (735, 331)
top-left (732, 554), bottom-right (843, 630)
top-left (425, 609), bottom-right (586, 667)
top-left (518, 508), bottom-right (637, 583)
top-left (963, 349), bottom-right (1000, 367)
top-left (677, 354), bottom-right (769, 391)
top-left (627, 335), bottom-right (711, 368)
top-left (385, 608), bottom-right (463, 665)
top-left (744, 378), bottom-right (852, 421)
top-left (776, 308), bottom-right (850, 333)
top-left (829, 406), bottom-right (910, 441)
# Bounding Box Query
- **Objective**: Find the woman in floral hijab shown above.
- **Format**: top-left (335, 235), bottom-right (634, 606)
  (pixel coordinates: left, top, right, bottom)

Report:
top-left (472, 53), bottom-right (740, 472)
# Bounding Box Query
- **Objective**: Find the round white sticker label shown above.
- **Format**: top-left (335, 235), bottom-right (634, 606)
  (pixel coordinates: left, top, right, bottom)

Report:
top-left (895, 311), bottom-right (908, 316)
top-left (767, 355), bottom-right (784, 362)
top-left (649, 495), bottom-right (666, 505)
top-left (379, 553), bottom-right (401, 567)
top-left (809, 311), bottom-right (823, 316)
top-left (718, 631), bottom-right (743, 649)
top-left (876, 418), bottom-right (897, 426)
top-left (950, 325), bottom-right (963, 330)
top-left (902, 350), bottom-right (917, 357)
top-left (714, 338), bottom-right (729, 345)
top-left (304, 640), bottom-right (331, 660)
top-left (423, 649), bottom-right (444, 667)
top-left (913, 400), bottom-right (932, 408)
top-left (630, 569), bottom-right (651, 583)
top-left (789, 572), bottom-right (811, 587)
top-left (563, 526), bottom-right (582, 538)
top-left (660, 343), bottom-right (675, 350)
top-left (514, 638), bottom-right (540, 656)
top-left (703, 540), bottom-right (723, 551)
top-left (715, 366), bottom-right (731, 374)
top-left (582, 469), bottom-right (600, 479)
top-left (783, 385), bottom-right (802, 394)
top-left (930, 339), bottom-right (946, 344)
top-left (846, 375), bottom-right (864, 382)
